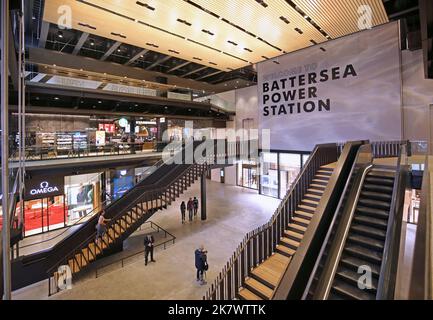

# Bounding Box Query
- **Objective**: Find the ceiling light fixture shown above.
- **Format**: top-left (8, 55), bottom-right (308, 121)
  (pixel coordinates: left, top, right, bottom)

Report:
top-left (57, 31), bottom-right (63, 38)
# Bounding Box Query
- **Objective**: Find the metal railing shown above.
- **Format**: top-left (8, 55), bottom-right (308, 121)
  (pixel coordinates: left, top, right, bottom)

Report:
top-left (203, 143), bottom-right (338, 300)
top-left (94, 221), bottom-right (176, 278)
top-left (410, 156), bottom-right (432, 299)
top-left (337, 140), bottom-right (408, 159)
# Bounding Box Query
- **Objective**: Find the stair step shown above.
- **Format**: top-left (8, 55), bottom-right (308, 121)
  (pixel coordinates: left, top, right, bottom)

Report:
top-left (317, 170), bottom-right (333, 176)
top-left (276, 244), bottom-right (296, 257)
top-left (353, 215), bottom-right (388, 230)
top-left (280, 237), bottom-right (300, 250)
top-left (356, 206), bottom-right (389, 220)
top-left (304, 193), bottom-right (322, 201)
top-left (284, 230), bottom-right (303, 242)
top-left (364, 177), bottom-right (394, 186)
top-left (363, 184), bottom-right (393, 194)
top-left (340, 255), bottom-right (381, 277)
top-left (331, 279), bottom-right (376, 300)
top-left (238, 288), bottom-right (263, 300)
top-left (292, 216), bottom-right (310, 228)
top-left (310, 184), bottom-right (326, 190)
top-left (312, 179), bottom-right (328, 186)
top-left (360, 191), bottom-right (392, 202)
top-left (315, 174), bottom-right (331, 180)
top-left (307, 188), bottom-right (324, 196)
top-left (347, 234), bottom-right (385, 251)
top-left (336, 268), bottom-right (378, 290)
top-left (244, 278), bottom-right (273, 300)
top-left (345, 244), bottom-right (383, 264)
top-left (294, 210), bottom-right (313, 220)
top-left (351, 224), bottom-right (387, 241)
top-left (297, 205), bottom-right (316, 214)
top-left (357, 198), bottom-right (390, 211)
top-left (288, 222), bottom-right (307, 234)
top-left (302, 199), bottom-right (319, 208)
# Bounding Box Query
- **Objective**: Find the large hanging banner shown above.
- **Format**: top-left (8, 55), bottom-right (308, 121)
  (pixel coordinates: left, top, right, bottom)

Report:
top-left (258, 22), bottom-right (402, 151)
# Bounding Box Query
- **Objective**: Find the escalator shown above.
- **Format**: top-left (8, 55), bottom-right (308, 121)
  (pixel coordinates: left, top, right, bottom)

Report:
top-left (325, 167), bottom-right (395, 299)
top-left (305, 143), bottom-right (409, 300)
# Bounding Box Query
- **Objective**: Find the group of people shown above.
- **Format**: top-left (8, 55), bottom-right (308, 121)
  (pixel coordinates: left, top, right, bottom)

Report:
top-left (180, 197), bottom-right (199, 224)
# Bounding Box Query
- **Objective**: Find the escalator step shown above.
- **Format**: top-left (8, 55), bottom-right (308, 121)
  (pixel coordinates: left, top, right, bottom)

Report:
top-left (351, 224), bottom-right (387, 240)
top-left (353, 215), bottom-right (388, 230)
top-left (356, 206), bottom-right (389, 220)
top-left (347, 234), bottom-right (385, 251)
top-left (331, 279), bottom-right (376, 300)
top-left (363, 184), bottom-right (393, 194)
top-left (340, 255), bottom-right (381, 277)
top-left (344, 244), bottom-right (382, 264)
top-left (335, 268), bottom-right (378, 290)
top-left (360, 191), bottom-right (392, 202)
top-left (364, 177), bottom-right (394, 186)
top-left (357, 198), bottom-right (390, 211)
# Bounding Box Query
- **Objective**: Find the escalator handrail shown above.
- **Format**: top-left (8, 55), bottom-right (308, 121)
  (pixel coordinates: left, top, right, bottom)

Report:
top-left (312, 163), bottom-right (373, 299)
top-left (376, 144), bottom-right (409, 299)
top-left (301, 143), bottom-right (373, 299)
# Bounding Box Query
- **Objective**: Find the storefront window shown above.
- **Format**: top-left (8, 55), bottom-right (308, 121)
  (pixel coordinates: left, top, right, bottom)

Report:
top-left (279, 153), bottom-right (301, 199)
top-left (237, 161), bottom-right (259, 190)
top-left (260, 152), bottom-right (279, 198)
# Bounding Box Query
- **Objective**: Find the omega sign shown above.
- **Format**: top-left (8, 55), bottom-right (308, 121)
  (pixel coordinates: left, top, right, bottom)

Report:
top-left (25, 176), bottom-right (64, 200)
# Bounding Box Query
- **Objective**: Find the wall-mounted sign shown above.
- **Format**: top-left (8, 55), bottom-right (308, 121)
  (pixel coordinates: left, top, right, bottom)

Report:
top-left (98, 123), bottom-right (115, 133)
top-left (118, 118), bottom-right (128, 128)
top-left (25, 176), bottom-right (64, 200)
top-left (257, 22), bottom-right (402, 151)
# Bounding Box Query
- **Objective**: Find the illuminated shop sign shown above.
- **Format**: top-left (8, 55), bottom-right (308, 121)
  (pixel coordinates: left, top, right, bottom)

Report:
top-left (25, 176), bottom-right (64, 200)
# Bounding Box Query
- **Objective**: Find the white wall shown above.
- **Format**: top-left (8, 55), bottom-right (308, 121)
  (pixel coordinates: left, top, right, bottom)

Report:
top-left (211, 168), bottom-right (221, 182)
top-left (234, 85), bottom-right (259, 131)
top-left (402, 49), bottom-right (433, 142)
top-left (224, 165), bottom-right (237, 186)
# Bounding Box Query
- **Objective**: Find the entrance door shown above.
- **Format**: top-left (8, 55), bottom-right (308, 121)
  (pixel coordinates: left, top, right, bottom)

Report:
top-left (242, 166), bottom-right (259, 189)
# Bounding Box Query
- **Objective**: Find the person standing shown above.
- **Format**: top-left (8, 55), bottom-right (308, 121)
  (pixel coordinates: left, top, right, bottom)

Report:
top-left (180, 201), bottom-right (186, 224)
top-left (195, 245), bottom-right (208, 285)
top-left (95, 210), bottom-right (110, 245)
top-left (187, 198), bottom-right (194, 222)
top-left (144, 234), bottom-right (156, 266)
top-left (193, 197), bottom-right (199, 219)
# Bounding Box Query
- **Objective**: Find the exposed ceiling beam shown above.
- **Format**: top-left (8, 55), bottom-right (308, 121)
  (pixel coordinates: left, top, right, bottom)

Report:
top-left (167, 61), bottom-right (192, 73)
top-left (38, 21), bottom-right (50, 48)
top-left (125, 49), bottom-right (149, 66)
top-left (145, 55), bottom-right (172, 70)
top-left (195, 70), bottom-right (225, 81)
top-left (182, 66), bottom-right (209, 77)
top-left (100, 41), bottom-right (122, 61)
top-left (72, 32), bottom-right (89, 55)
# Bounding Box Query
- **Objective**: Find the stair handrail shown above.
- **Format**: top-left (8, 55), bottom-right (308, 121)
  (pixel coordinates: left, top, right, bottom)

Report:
top-left (376, 143), bottom-right (409, 299)
top-left (301, 143), bottom-right (373, 299)
top-left (312, 163), bottom-right (373, 299)
top-left (204, 143), bottom-right (339, 300)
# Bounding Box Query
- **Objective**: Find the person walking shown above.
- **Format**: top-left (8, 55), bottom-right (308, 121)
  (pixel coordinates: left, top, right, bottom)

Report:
top-left (187, 198), bottom-right (194, 222)
top-left (144, 234), bottom-right (156, 266)
top-left (180, 201), bottom-right (186, 224)
top-left (195, 245), bottom-right (208, 285)
top-left (193, 197), bottom-right (199, 219)
top-left (95, 210), bottom-right (110, 245)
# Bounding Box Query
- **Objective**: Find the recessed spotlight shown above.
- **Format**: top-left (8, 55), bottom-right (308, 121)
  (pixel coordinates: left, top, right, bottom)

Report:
top-left (32, 16), bottom-right (36, 20)
top-left (117, 48), bottom-right (121, 52)
top-left (135, 104), bottom-right (138, 107)
top-left (165, 106), bottom-right (168, 109)
top-left (188, 108), bottom-right (191, 112)
top-left (57, 31), bottom-right (63, 38)
top-left (80, 68), bottom-right (83, 71)
top-left (92, 105), bottom-right (96, 109)
top-left (98, 100), bottom-right (102, 104)
top-left (90, 39), bottom-right (95, 46)
top-left (35, 96), bottom-right (39, 100)
top-left (54, 97), bottom-right (59, 100)
top-left (53, 64), bottom-right (56, 67)
top-left (124, 76), bottom-right (127, 79)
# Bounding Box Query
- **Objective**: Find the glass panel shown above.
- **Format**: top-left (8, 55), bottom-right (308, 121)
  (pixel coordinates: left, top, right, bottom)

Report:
top-left (237, 162), bottom-right (258, 190)
top-left (302, 154), bottom-right (310, 167)
top-left (279, 153), bottom-right (301, 199)
top-left (260, 152), bottom-right (278, 198)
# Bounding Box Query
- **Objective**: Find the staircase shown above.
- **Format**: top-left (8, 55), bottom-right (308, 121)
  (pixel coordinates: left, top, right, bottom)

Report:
top-left (237, 164), bottom-right (335, 300)
top-left (48, 162), bottom-right (209, 290)
top-left (328, 168), bottom-right (395, 300)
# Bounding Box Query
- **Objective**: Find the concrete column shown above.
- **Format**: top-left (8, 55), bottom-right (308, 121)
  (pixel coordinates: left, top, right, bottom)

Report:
top-left (200, 173), bottom-right (207, 221)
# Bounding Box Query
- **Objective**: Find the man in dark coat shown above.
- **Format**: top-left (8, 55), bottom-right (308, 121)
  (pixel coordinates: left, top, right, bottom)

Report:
top-left (180, 201), bottom-right (186, 224)
top-left (187, 198), bottom-right (194, 222)
top-left (144, 234), bottom-right (156, 265)
top-left (193, 197), bottom-right (199, 218)
top-left (195, 245), bottom-right (208, 285)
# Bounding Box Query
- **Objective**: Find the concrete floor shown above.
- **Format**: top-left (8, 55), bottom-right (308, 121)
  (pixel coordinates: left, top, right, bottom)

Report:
top-left (12, 180), bottom-right (280, 300)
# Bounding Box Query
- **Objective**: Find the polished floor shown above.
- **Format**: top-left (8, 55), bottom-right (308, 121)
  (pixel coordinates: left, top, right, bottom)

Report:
top-left (12, 180), bottom-right (280, 300)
